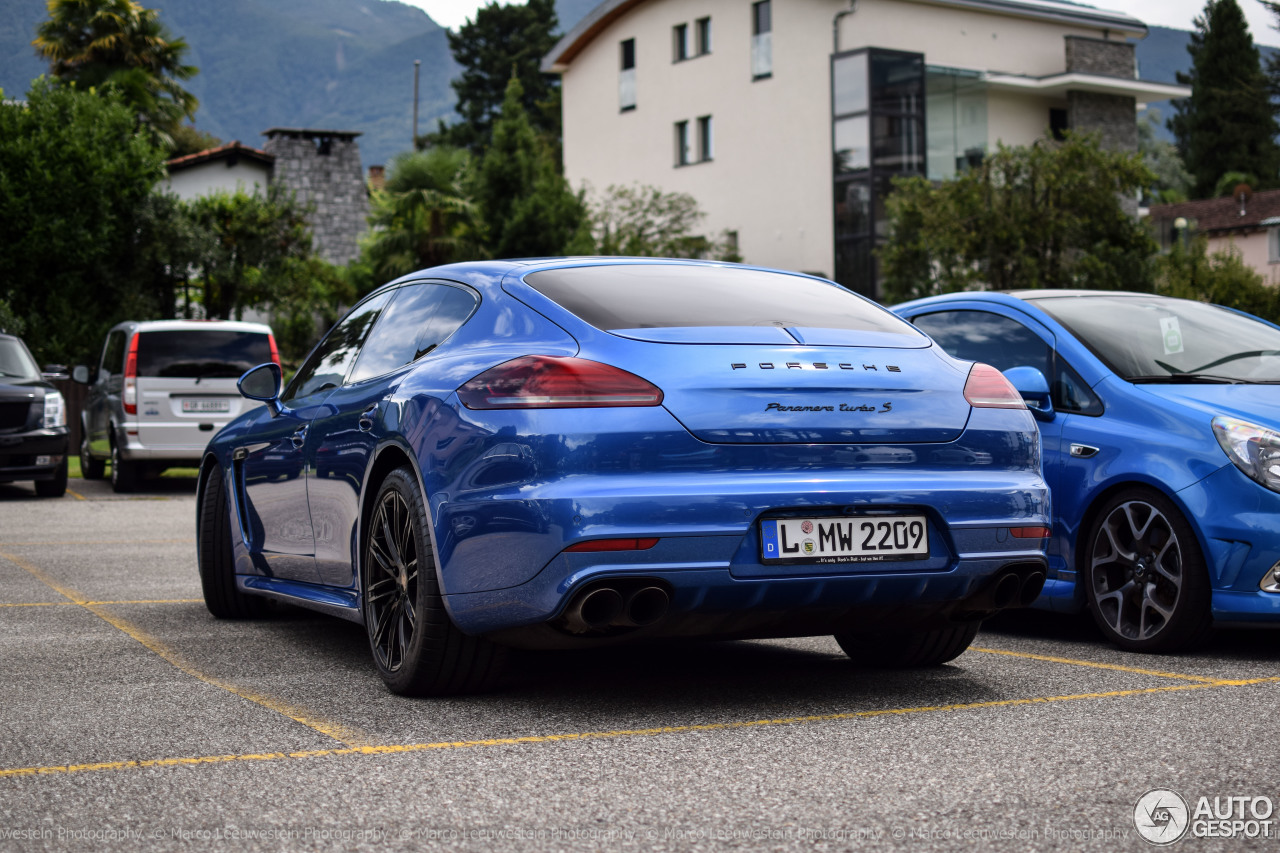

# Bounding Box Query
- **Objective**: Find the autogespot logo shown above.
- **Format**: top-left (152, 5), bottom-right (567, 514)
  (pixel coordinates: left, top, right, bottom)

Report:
top-left (1134, 789), bottom-right (1190, 845)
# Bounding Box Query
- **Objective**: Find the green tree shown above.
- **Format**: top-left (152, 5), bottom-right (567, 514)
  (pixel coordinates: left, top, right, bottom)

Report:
top-left (169, 124), bottom-right (221, 157)
top-left (1155, 237), bottom-right (1280, 322)
top-left (187, 186), bottom-right (314, 321)
top-left (0, 79), bottom-right (165, 365)
top-left (428, 0), bottom-right (561, 154)
top-left (879, 134), bottom-right (1157, 302)
top-left (268, 257), bottom-right (356, 366)
top-left (473, 76), bottom-right (585, 258)
top-left (579, 184), bottom-right (741, 260)
top-left (358, 147), bottom-right (484, 285)
top-left (1170, 0), bottom-right (1280, 198)
top-left (33, 0), bottom-right (199, 149)
top-left (1139, 109), bottom-right (1192, 205)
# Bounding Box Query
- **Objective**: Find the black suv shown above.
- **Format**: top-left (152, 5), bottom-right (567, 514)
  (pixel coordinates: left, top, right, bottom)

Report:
top-left (0, 333), bottom-right (68, 497)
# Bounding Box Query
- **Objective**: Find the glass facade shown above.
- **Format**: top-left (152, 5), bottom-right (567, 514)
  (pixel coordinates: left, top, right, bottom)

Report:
top-left (831, 49), bottom-right (925, 297)
top-left (925, 67), bottom-right (987, 181)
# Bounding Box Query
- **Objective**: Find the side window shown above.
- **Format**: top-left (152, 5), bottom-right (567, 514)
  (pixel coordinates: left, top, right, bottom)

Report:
top-left (911, 310), bottom-right (1101, 415)
top-left (101, 331), bottom-right (125, 377)
top-left (283, 290), bottom-right (394, 402)
top-left (348, 283), bottom-right (478, 384)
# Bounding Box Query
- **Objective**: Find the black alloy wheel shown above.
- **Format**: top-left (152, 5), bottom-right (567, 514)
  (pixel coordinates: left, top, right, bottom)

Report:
top-left (1084, 488), bottom-right (1211, 653)
top-left (363, 466), bottom-right (506, 696)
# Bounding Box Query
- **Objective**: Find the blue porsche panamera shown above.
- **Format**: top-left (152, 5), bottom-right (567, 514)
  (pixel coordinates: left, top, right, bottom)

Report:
top-left (893, 290), bottom-right (1280, 653)
top-left (197, 259), bottom-right (1050, 695)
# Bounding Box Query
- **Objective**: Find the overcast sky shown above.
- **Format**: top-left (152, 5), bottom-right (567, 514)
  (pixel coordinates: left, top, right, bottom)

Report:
top-left (402, 0), bottom-right (1280, 46)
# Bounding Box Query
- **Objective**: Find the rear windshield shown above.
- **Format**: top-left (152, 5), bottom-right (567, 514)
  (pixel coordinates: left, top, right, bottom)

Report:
top-left (524, 265), bottom-right (919, 336)
top-left (136, 330), bottom-right (271, 379)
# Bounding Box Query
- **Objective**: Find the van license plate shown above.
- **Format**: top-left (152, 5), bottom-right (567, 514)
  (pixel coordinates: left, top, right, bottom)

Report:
top-left (182, 399), bottom-right (231, 413)
top-left (760, 515), bottom-right (928, 564)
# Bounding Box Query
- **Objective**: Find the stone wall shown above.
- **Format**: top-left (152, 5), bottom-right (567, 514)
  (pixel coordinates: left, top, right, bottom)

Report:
top-left (1064, 36), bottom-right (1135, 79)
top-left (262, 129), bottom-right (369, 265)
top-left (1067, 90), bottom-right (1138, 152)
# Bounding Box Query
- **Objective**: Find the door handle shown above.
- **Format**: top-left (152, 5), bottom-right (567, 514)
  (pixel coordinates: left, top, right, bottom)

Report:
top-left (290, 426), bottom-right (308, 448)
top-left (1069, 443), bottom-right (1099, 459)
top-left (358, 404), bottom-right (378, 432)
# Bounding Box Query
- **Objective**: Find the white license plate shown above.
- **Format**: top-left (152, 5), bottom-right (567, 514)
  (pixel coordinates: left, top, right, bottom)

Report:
top-left (760, 515), bottom-right (928, 564)
top-left (181, 399), bottom-right (231, 414)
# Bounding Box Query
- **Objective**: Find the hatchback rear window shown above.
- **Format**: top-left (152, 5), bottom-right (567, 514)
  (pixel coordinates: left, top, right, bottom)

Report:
top-left (136, 331), bottom-right (271, 379)
top-left (524, 265), bottom-right (918, 335)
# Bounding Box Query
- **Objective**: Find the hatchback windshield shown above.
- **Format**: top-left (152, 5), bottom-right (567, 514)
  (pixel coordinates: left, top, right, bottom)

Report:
top-left (0, 338), bottom-right (42, 382)
top-left (137, 331), bottom-right (272, 379)
top-left (1032, 295), bottom-right (1280, 383)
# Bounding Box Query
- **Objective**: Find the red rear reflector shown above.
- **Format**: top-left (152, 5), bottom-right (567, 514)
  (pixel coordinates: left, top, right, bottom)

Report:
top-left (458, 356), bottom-right (663, 409)
top-left (564, 538), bottom-right (659, 552)
top-left (1011, 526), bottom-right (1051, 539)
top-left (964, 363), bottom-right (1025, 409)
top-left (268, 334), bottom-right (280, 368)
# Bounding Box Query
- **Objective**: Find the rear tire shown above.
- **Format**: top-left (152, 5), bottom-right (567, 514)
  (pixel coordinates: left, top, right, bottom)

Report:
top-left (198, 465), bottom-right (267, 619)
top-left (34, 457), bottom-right (67, 498)
top-left (835, 622), bottom-right (980, 668)
top-left (80, 429), bottom-right (105, 480)
top-left (363, 467), bottom-right (507, 696)
top-left (111, 440), bottom-right (138, 493)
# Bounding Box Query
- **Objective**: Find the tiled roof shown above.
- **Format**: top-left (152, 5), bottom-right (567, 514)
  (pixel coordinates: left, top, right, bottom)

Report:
top-left (1148, 189), bottom-right (1280, 234)
top-left (166, 141), bottom-right (274, 172)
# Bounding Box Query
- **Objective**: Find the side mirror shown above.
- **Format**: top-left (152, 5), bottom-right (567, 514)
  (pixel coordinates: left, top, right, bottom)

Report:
top-left (1003, 366), bottom-right (1054, 422)
top-left (72, 365), bottom-right (91, 384)
top-left (238, 362), bottom-right (283, 417)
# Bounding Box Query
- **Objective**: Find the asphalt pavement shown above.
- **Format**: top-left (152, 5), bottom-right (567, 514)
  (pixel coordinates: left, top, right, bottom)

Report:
top-left (0, 475), bottom-right (1277, 850)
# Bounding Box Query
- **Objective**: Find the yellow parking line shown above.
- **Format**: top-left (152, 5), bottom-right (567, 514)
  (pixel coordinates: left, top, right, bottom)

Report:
top-left (1, 539), bottom-right (194, 546)
top-left (64, 488), bottom-right (86, 501)
top-left (0, 549), bottom-right (371, 750)
top-left (0, 599), bottom-right (202, 608)
top-left (971, 646), bottom-right (1225, 684)
top-left (4, 677), bottom-right (1277, 780)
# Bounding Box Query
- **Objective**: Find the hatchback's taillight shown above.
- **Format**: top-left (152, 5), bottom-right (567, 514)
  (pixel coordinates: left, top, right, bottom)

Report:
top-left (963, 363), bottom-right (1025, 409)
top-left (123, 334), bottom-right (139, 415)
top-left (457, 356), bottom-right (663, 410)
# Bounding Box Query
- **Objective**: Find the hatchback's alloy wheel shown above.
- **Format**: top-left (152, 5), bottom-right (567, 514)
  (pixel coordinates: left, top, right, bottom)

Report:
top-left (1084, 489), bottom-right (1211, 653)
top-left (362, 467), bottom-right (506, 696)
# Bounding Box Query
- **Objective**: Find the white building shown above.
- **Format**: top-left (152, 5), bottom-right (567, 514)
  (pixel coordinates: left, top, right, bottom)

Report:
top-left (545, 0), bottom-right (1188, 296)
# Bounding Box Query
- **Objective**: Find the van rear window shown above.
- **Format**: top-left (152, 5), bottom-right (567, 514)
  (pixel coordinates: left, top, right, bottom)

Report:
top-left (136, 331), bottom-right (271, 379)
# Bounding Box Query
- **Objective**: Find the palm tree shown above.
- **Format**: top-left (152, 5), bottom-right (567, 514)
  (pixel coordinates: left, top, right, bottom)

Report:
top-left (361, 148), bottom-right (486, 282)
top-left (33, 0), bottom-right (198, 148)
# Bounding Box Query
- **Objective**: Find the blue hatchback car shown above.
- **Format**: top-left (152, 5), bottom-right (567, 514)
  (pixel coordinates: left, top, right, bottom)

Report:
top-left (198, 259), bottom-right (1050, 695)
top-left (893, 290), bottom-right (1280, 652)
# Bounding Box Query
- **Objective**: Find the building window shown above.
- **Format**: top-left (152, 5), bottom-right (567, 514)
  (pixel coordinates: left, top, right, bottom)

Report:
top-left (619, 38), bottom-right (636, 111)
top-left (675, 120), bottom-right (691, 166)
top-left (696, 17), bottom-right (712, 56)
top-left (752, 0), bottom-right (772, 79)
top-left (1270, 226), bottom-right (1280, 264)
top-left (673, 24), bottom-right (689, 62)
top-left (697, 115), bottom-right (713, 162)
top-left (1049, 107), bottom-right (1068, 141)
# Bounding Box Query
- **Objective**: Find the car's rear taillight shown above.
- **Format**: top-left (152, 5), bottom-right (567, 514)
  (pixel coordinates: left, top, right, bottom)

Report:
top-left (963, 363), bottom-right (1025, 410)
top-left (457, 356), bottom-right (663, 410)
top-left (268, 333), bottom-right (280, 368)
top-left (123, 334), bottom-right (139, 415)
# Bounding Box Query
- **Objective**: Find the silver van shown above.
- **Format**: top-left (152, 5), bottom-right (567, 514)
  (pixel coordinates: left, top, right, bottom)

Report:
top-left (75, 320), bottom-right (277, 492)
